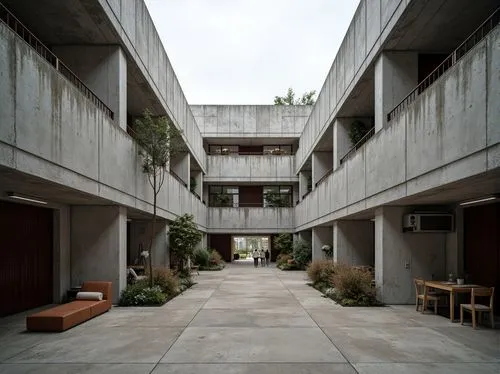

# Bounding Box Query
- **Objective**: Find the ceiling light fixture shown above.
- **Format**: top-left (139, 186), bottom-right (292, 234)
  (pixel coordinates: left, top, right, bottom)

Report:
top-left (459, 196), bottom-right (497, 206)
top-left (7, 192), bottom-right (48, 205)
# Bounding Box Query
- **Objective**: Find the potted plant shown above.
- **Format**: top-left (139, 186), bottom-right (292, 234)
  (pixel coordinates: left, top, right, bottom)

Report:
top-left (321, 244), bottom-right (333, 258)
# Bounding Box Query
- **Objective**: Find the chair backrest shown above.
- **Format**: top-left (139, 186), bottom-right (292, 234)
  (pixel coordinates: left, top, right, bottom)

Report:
top-left (471, 287), bottom-right (495, 309)
top-left (81, 281), bottom-right (112, 302)
top-left (414, 278), bottom-right (424, 295)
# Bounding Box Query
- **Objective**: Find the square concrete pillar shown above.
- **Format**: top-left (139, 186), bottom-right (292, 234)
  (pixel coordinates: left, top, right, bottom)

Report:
top-left (191, 170), bottom-right (203, 197)
top-left (53, 206), bottom-right (71, 303)
top-left (129, 220), bottom-right (170, 268)
top-left (171, 152), bottom-right (190, 187)
top-left (312, 226), bottom-right (333, 261)
top-left (52, 45), bottom-right (127, 130)
top-left (375, 207), bottom-right (446, 304)
top-left (312, 152), bottom-right (333, 188)
top-left (71, 206), bottom-right (127, 304)
top-left (374, 52), bottom-right (418, 132)
top-left (299, 171), bottom-right (311, 200)
top-left (333, 220), bottom-right (374, 265)
top-left (333, 119), bottom-right (351, 168)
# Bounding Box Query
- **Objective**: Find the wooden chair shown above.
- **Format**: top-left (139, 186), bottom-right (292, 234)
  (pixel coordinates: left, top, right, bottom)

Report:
top-left (460, 287), bottom-right (495, 329)
top-left (414, 278), bottom-right (440, 314)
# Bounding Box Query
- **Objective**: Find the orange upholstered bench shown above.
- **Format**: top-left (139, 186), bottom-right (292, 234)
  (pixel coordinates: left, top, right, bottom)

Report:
top-left (26, 281), bottom-right (112, 332)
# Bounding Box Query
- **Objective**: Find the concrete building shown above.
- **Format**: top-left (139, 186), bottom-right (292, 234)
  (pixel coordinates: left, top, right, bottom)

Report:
top-left (0, 0), bottom-right (498, 316)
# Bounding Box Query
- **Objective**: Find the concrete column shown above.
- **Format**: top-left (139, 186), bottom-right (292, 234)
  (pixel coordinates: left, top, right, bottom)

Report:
top-left (52, 45), bottom-right (127, 130)
top-left (312, 152), bottom-right (333, 188)
top-left (53, 206), bottom-right (71, 302)
top-left (191, 170), bottom-right (203, 197)
top-left (299, 171), bottom-right (311, 200)
top-left (375, 206), bottom-right (446, 304)
top-left (171, 152), bottom-right (190, 187)
top-left (445, 207), bottom-right (464, 277)
top-left (333, 220), bottom-right (374, 265)
top-left (374, 52), bottom-right (418, 131)
top-left (333, 119), bottom-right (351, 168)
top-left (129, 220), bottom-right (170, 268)
top-left (312, 226), bottom-right (333, 261)
top-left (71, 206), bottom-right (127, 304)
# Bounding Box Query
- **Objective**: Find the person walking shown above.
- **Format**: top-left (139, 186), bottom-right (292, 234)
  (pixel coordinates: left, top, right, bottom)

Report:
top-left (264, 249), bottom-right (270, 267)
top-left (252, 249), bottom-right (259, 268)
top-left (260, 249), bottom-right (266, 267)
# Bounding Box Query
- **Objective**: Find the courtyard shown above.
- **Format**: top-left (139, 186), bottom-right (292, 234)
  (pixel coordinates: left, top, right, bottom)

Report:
top-left (0, 263), bottom-right (498, 374)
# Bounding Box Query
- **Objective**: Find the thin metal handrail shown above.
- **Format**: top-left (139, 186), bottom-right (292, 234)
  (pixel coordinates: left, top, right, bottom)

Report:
top-left (315, 168), bottom-right (334, 187)
top-left (0, 2), bottom-right (114, 119)
top-left (387, 8), bottom-right (499, 122)
top-left (169, 170), bottom-right (187, 187)
top-left (340, 127), bottom-right (375, 164)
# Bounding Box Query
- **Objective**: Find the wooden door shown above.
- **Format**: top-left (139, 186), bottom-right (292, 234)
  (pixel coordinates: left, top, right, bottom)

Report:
top-left (0, 201), bottom-right (53, 317)
top-left (239, 186), bottom-right (263, 207)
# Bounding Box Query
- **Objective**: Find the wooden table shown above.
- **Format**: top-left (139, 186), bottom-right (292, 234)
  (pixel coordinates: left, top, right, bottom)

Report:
top-left (424, 281), bottom-right (481, 322)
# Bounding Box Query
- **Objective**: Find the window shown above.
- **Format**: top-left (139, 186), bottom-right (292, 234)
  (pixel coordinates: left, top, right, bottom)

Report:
top-left (209, 145), bottom-right (238, 155)
top-left (263, 185), bottom-right (292, 207)
top-left (209, 186), bottom-right (239, 207)
top-left (263, 145), bottom-right (292, 155)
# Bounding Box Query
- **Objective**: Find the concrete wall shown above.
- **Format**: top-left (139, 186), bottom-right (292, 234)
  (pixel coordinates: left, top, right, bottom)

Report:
top-left (333, 220), bottom-right (374, 266)
top-left (53, 206), bottom-right (71, 303)
top-left (129, 220), bottom-right (170, 268)
top-left (97, 0), bottom-right (206, 171)
top-left (296, 0), bottom-right (412, 172)
top-left (0, 23), bottom-right (207, 230)
top-left (207, 208), bottom-right (294, 234)
top-left (71, 206), bottom-right (127, 304)
top-left (295, 27), bottom-right (499, 230)
top-left (205, 155), bottom-right (298, 183)
top-left (312, 152), bottom-right (333, 187)
top-left (312, 226), bottom-right (333, 261)
top-left (375, 207), bottom-right (446, 304)
top-left (191, 105), bottom-right (312, 137)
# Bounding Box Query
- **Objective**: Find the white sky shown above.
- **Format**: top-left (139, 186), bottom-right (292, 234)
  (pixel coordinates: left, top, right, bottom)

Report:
top-left (144, 0), bottom-right (360, 105)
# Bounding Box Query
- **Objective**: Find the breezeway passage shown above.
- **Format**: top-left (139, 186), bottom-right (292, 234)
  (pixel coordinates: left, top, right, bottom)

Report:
top-left (0, 263), bottom-right (498, 374)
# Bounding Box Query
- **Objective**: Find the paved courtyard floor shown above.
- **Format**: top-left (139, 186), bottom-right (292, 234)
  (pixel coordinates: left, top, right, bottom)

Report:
top-left (0, 262), bottom-right (499, 373)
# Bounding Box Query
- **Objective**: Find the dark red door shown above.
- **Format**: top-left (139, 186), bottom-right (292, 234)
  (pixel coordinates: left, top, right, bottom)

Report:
top-left (208, 234), bottom-right (232, 262)
top-left (464, 202), bottom-right (500, 314)
top-left (0, 201), bottom-right (53, 317)
top-left (239, 186), bottom-right (263, 207)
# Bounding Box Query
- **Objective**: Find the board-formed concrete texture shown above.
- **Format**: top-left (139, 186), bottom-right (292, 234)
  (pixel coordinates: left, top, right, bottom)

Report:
top-left (1, 266), bottom-right (499, 373)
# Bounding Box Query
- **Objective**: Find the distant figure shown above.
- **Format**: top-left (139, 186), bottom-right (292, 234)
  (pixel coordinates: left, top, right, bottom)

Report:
top-left (252, 249), bottom-right (259, 268)
top-left (260, 249), bottom-right (265, 267)
top-left (264, 249), bottom-right (270, 266)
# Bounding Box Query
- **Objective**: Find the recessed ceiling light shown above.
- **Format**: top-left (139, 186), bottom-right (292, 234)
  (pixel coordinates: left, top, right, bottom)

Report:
top-left (459, 196), bottom-right (497, 206)
top-left (7, 192), bottom-right (48, 205)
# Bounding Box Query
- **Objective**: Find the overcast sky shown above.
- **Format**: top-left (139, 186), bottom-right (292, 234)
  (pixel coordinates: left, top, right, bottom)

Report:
top-left (144, 0), bottom-right (359, 105)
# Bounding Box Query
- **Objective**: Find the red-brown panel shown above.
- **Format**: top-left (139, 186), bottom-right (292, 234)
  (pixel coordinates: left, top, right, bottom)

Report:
top-left (464, 202), bottom-right (499, 313)
top-left (0, 201), bottom-right (53, 317)
top-left (239, 186), bottom-right (263, 207)
top-left (208, 234), bottom-right (232, 262)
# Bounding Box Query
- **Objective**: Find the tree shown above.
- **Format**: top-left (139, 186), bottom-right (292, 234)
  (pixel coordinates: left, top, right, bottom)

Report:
top-left (292, 238), bottom-right (312, 269)
top-left (134, 109), bottom-right (185, 286)
top-left (273, 233), bottom-right (293, 255)
top-left (169, 214), bottom-right (202, 270)
top-left (274, 88), bottom-right (317, 105)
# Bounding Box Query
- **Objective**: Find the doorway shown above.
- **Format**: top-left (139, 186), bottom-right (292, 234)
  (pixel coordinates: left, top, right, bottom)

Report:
top-left (232, 236), bottom-right (270, 263)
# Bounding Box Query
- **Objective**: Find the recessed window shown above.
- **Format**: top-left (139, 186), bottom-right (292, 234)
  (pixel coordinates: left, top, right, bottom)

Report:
top-left (209, 185), bottom-right (239, 207)
top-left (263, 185), bottom-right (292, 207)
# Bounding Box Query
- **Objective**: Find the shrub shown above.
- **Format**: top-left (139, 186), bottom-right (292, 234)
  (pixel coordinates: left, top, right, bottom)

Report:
top-left (193, 247), bottom-right (210, 267)
top-left (278, 262), bottom-right (299, 270)
top-left (209, 249), bottom-right (224, 265)
top-left (330, 264), bottom-right (377, 306)
top-left (151, 267), bottom-right (179, 296)
top-left (276, 253), bottom-right (292, 267)
top-left (307, 260), bottom-right (336, 286)
top-left (119, 282), bottom-right (166, 306)
top-left (292, 238), bottom-right (311, 269)
top-left (274, 233), bottom-right (293, 255)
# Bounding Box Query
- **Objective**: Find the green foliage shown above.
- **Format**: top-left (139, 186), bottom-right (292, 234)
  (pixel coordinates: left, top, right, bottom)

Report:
top-left (274, 88), bottom-right (316, 105)
top-left (214, 193), bottom-right (232, 207)
top-left (278, 262), bottom-right (300, 270)
top-left (276, 253), bottom-right (292, 267)
top-left (151, 267), bottom-right (179, 296)
top-left (348, 120), bottom-right (370, 145)
top-left (264, 191), bottom-right (289, 207)
top-left (321, 245), bottom-right (333, 258)
top-left (292, 238), bottom-right (312, 268)
top-left (193, 247), bottom-right (210, 267)
top-left (119, 282), bottom-right (166, 306)
top-left (170, 214), bottom-right (202, 270)
top-left (274, 233), bottom-right (293, 255)
top-left (190, 177), bottom-right (197, 193)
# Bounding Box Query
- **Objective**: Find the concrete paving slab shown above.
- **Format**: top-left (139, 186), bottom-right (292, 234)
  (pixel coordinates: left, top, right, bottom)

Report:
top-left (189, 308), bottom-right (316, 328)
top-left (152, 363), bottom-right (356, 374)
top-left (7, 327), bottom-right (183, 364)
top-left (0, 363), bottom-right (155, 374)
top-left (308, 308), bottom-right (420, 327)
top-left (354, 363), bottom-right (500, 374)
top-left (161, 327), bottom-right (347, 363)
top-left (203, 297), bottom-right (299, 309)
top-left (322, 326), bottom-right (497, 363)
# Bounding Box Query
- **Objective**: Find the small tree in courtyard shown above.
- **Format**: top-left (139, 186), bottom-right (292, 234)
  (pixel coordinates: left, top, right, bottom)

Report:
top-left (169, 214), bottom-right (202, 270)
top-left (274, 233), bottom-right (293, 255)
top-left (135, 109), bottom-right (185, 286)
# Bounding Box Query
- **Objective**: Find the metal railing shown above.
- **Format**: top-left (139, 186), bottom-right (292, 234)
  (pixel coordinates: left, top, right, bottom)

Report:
top-left (339, 127), bottom-right (375, 165)
top-left (302, 190), bottom-right (311, 200)
top-left (387, 8), bottom-right (499, 122)
top-left (191, 190), bottom-right (201, 200)
top-left (209, 202), bottom-right (292, 208)
top-left (315, 168), bottom-right (334, 187)
top-left (169, 170), bottom-right (187, 187)
top-left (208, 152), bottom-right (293, 156)
top-left (0, 2), bottom-right (114, 120)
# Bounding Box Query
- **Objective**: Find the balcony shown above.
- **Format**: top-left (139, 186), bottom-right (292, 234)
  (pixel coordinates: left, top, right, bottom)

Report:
top-left (205, 155), bottom-right (297, 183)
top-left (208, 207), bottom-right (294, 234)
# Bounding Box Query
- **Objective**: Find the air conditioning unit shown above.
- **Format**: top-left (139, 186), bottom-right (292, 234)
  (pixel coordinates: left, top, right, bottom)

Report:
top-left (403, 213), bottom-right (454, 233)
